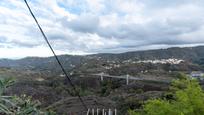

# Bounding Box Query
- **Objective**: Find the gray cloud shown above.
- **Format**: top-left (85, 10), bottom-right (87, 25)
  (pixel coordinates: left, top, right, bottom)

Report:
top-left (61, 14), bottom-right (99, 33)
top-left (0, 36), bottom-right (7, 43)
top-left (7, 39), bottom-right (41, 48)
top-left (62, 15), bottom-right (204, 48)
top-left (48, 32), bottom-right (67, 40)
top-left (1, 0), bottom-right (204, 58)
top-left (0, 36), bottom-right (39, 49)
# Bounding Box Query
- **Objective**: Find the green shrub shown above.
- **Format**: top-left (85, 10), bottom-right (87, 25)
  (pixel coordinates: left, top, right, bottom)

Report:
top-left (67, 86), bottom-right (93, 96)
top-left (129, 74), bottom-right (204, 115)
top-left (100, 80), bottom-right (120, 96)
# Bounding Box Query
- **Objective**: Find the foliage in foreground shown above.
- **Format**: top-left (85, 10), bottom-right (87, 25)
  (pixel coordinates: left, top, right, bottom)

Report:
top-left (129, 74), bottom-right (204, 115)
top-left (0, 78), bottom-right (55, 115)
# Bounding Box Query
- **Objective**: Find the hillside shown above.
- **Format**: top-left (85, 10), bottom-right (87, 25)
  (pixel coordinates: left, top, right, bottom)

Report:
top-left (1, 46), bottom-right (204, 114)
top-left (0, 46), bottom-right (204, 72)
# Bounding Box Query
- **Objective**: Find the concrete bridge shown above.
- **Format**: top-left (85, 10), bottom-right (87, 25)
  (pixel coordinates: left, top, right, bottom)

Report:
top-left (91, 73), bottom-right (141, 85)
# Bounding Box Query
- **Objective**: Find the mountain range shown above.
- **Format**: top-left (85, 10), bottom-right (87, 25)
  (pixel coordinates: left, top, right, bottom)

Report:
top-left (0, 46), bottom-right (204, 72)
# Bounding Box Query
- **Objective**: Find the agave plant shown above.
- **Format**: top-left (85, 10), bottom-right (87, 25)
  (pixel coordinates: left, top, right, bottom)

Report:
top-left (0, 77), bottom-right (14, 95)
top-left (0, 78), bottom-right (55, 115)
top-left (0, 78), bottom-right (15, 114)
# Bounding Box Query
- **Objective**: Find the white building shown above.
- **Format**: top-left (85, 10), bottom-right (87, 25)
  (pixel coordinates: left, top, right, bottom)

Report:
top-left (190, 71), bottom-right (204, 80)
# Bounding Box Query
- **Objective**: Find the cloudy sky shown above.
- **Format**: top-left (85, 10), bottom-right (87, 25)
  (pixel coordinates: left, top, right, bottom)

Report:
top-left (0, 0), bottom-right (204, 58)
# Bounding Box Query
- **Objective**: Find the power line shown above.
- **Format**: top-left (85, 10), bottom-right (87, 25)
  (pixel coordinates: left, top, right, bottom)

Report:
top-left (24, 0), bottom-right (88, 110)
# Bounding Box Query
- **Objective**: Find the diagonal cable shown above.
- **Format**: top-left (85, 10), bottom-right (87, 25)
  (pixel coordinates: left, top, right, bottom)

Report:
top-left (24, 0), bottom-right (88, 110)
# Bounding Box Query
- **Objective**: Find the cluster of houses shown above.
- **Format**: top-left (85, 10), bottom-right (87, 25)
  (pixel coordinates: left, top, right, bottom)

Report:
top-left (190, 71), bottom-right (204, 80)
top-left (136, 58), bottom-right (184, 64)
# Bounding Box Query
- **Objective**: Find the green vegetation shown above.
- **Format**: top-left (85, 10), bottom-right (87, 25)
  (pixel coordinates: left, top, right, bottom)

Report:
top-left (129, 74), bottom-right (204, 115)
top-left (119, 97), bottom-right (143, 115)
top-left (100, 80), bottom-right (120, 96)
top-left (100, 81), bottom-right (113, 96)
top-left (194, 58), bottom-right (204, 67)
top-left (0, 78), bottom-right (55, 115)
top-left (67, 86), bottom-right (94, 96)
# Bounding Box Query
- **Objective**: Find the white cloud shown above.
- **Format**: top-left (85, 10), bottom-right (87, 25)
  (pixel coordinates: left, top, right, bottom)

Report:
top-left (0, 46), bottom-right (57, 59)
top-left (86, 0), bottom-right (105, 13)
top-left (113, 0), bottom-right (144, 14)
top-left (0, 0), bottom-right (204, 58)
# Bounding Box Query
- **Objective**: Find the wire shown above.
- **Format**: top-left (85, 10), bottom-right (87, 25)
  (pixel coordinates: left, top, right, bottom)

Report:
top-left (24, 0), bottom-right (88, 110)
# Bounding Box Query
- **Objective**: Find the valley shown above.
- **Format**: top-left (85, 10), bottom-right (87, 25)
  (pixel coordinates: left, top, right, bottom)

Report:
top-left (1, 46), bottom-right (204, 114)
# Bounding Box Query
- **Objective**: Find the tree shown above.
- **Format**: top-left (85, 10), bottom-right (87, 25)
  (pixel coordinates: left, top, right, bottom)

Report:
top-left (129, 74), bottom-right (204, 115)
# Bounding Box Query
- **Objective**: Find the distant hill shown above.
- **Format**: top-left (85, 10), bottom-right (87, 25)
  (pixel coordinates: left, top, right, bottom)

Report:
top-left (0, 46), bottom-right (204, 72)
top-left (0, 55), bottom-right (86, 72)
top-left (93, 46), bottom-right (204, 61)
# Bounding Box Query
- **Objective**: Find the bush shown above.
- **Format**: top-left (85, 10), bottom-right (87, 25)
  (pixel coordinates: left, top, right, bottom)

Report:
top-left (129, 74), bottom-right (204, 115)
top-left (67, 86), bottom-right (93, 96)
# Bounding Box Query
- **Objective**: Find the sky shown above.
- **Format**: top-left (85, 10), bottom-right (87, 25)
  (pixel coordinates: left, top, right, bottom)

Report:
top-left (1, 0), bottom-right (204, 58)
